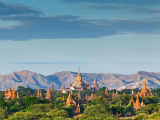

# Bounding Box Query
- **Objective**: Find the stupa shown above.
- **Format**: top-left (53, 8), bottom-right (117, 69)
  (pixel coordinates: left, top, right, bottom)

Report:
top-left (49, 84), bottom-right (54, 91)
top-left (91, 78), bottom-right (99, 91)
top-left (61, 68), bottom-right (90, 93)
top-left (66, 93), bottom-right (76, 106)
top-left (105, 87), bottom-right (109, 94)
top-left (46, 89), bottom-right (52, 100)
top-left (11, 86), bottom-right (16, 99)
top-left (138, 79), bottom-right (152, 97)
top-left (134, 95), bottom-right (141, 110)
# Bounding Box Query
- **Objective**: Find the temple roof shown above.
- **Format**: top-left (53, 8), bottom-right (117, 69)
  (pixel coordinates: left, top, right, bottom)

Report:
top-left (142, 79), bottom-right (147, 89)
top-left (76, 68), bottom-right (82, 82)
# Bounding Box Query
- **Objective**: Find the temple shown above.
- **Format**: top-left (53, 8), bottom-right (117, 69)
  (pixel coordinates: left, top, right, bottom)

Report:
top-left (91, 79), bottom-right (99, 91)
top-left (49, 84), bottom-right (54, 91)
top-left (105, 87), bottom-right (109, 94)
top-left (138, 79), bottom-right (152, 97)
top-left (134, 95), bottom-right (141, 110)
top-left (60, 68), bottom-right (91, 93)
top-left (46, 89), bottom-right (52, 100)
top-left (5, 86), bottom-right (18, 101)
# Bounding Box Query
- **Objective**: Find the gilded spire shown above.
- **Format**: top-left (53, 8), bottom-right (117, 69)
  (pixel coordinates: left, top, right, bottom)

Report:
top-left (71, 90), bottom-right (73, 95)
top-left (142, 79), bottom-right (147, 89)
top-left (76, 68), bottom-right (82, 81)
top-left (123, 92), bottom-right (125, 95)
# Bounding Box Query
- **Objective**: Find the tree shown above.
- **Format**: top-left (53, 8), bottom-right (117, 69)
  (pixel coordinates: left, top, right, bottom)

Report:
top-left (0, 107), bottom-right (8, 119)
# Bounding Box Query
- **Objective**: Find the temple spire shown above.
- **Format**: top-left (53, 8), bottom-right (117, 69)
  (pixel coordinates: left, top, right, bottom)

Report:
top-left (142, 79), bottom-right (147, 89)
top-left (76, 68), bottom-right (82, 81)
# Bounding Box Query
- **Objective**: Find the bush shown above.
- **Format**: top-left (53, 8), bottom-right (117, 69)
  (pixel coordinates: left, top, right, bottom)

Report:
top-left (30, 104), bottom-right (53, 112)
top-left (134, 113), bottom-right (147, 120)
top-left (47, 109), bottom-right (68, 118)
top-left (7, 112), bottom-right (47, 120)
top-left (0, 107), bottom-right (8, 119)
top-left (63, 107), bottom-right (74, 118)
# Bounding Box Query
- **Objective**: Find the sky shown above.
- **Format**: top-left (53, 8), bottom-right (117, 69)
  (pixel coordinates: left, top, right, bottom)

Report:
top-left (0, 0), bottom-right (160, 75)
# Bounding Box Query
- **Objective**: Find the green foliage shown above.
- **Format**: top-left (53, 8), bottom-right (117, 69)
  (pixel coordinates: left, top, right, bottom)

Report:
top-left (47, 109), bottom-right (68, 118)
top-left (109, 104), bottom-right (126, 115)
top-left (7, 112), bottom-right (47, 120)
top-left (134, 113), bottom-right (148, 120)
top-left (24, 96), bottom-right (42, 109)
top-left (9, 104), bottom-right (19, 113)
top-left (139, 104), bottom-right (157, 114)
top-left (30, 104), bottom-right (54, 112)
top-left (156, 88), bottom-right (160, 97)
top-left (110, 95), bottom-right (131, 106)
top-left (0, 107), bottom-right (8, 119)
top-left (63, 107), bottom-right (74, 118)
top-left (81, 104), bottom-right (116, 119)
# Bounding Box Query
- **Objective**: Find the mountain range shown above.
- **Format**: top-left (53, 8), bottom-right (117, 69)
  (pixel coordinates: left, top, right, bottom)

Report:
top-left (0, 70), bottom-right (160, 91)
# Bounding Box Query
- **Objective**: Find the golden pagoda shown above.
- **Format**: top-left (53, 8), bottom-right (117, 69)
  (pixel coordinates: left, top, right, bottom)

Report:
top-left (71, 90), bottom-right (73, 95)
top-left (11, 86), bottom-right (16, 99)
top-left (66, 93), bottom-right (73, 106)
top-left (134, 94), bottom-right (141, 110)
top-left (138, 79), bottom-right (152, 97)
top-left (76, 68), bottom-right (82, 82)
top-left (123, 92), bottom-right (125, 95)
top-left (46, 89), bottom-right (52, 99)
top-left (105, 87), bottom-right (109, 94)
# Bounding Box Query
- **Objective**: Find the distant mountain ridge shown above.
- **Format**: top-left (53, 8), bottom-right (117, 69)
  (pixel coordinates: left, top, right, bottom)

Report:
top-left (0, 70), bottom-right (160, 91)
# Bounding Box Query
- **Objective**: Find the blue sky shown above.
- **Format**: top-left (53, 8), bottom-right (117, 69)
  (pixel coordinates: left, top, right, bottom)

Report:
top-left (0, 0), bottom-right (160, 75)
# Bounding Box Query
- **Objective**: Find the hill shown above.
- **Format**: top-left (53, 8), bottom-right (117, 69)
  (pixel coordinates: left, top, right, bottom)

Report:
top-left (0, 70), bottom-right (160, 90)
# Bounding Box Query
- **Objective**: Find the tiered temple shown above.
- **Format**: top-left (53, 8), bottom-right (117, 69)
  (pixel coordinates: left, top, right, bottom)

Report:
top-left (61, 68), bottom-right (91, 93)
top-left (138, 79), bottom-right (152, 97)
